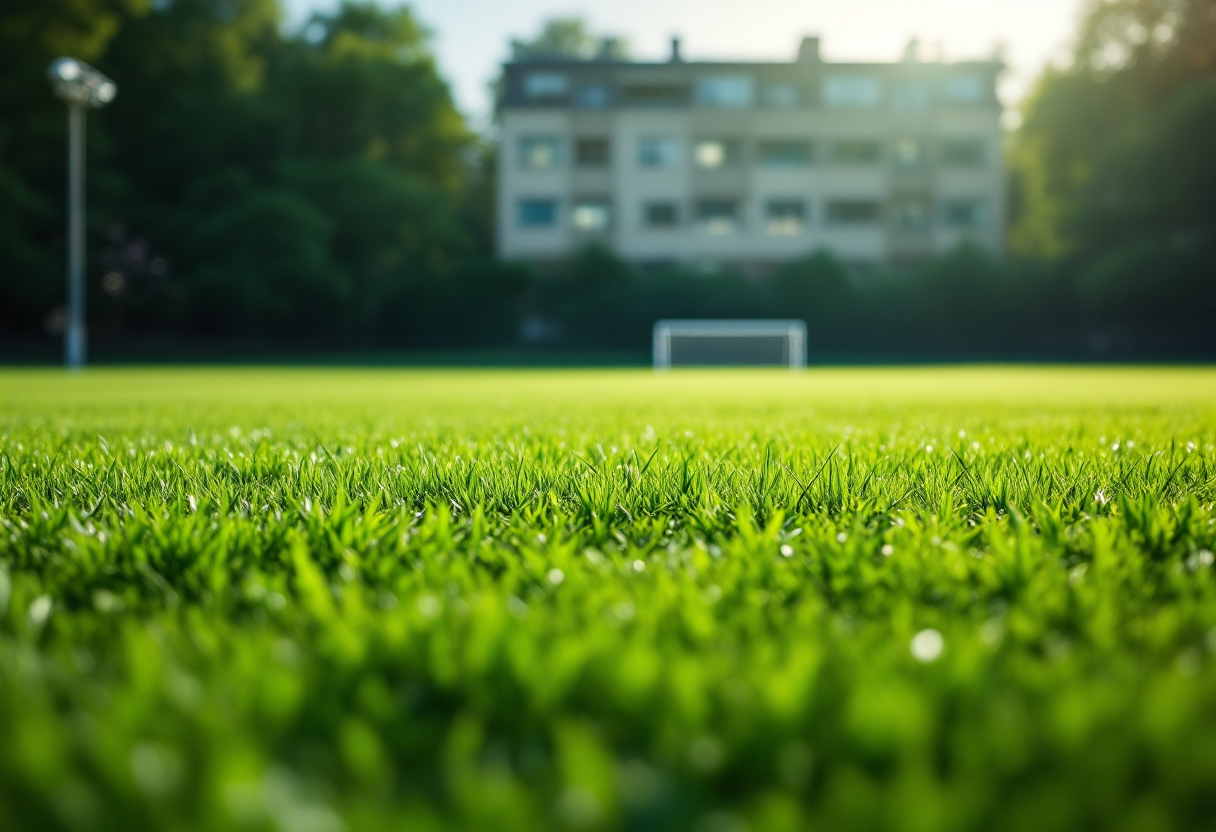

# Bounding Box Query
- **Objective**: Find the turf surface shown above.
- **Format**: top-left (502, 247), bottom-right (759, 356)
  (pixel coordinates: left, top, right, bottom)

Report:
top-left (2, 367), bottom-right (1216, 831)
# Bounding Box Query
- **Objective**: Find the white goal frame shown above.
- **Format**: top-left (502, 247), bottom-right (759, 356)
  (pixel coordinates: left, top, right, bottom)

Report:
top-left (652, 319), bottom-right (807, 370)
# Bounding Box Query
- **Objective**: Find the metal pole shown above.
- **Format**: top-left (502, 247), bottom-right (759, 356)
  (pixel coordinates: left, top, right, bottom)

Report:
top-left (653, 323), bottom-right (671, 371)
top-left (791, 324), bottom-right (806, 370)
top-left (65, 101), bottom-right (86, 370)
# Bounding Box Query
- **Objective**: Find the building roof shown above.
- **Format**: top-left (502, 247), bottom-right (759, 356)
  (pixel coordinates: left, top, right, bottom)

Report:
top-left (498, 42), bottom-right (1003, 112)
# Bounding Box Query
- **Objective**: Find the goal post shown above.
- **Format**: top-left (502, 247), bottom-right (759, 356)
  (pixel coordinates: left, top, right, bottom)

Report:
top-left (653, 319), bottom-right (807, 370)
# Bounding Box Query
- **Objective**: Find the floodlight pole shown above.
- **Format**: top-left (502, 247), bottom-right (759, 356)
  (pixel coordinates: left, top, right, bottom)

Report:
top-left (65, 101), bottom-right (86, 369)
top-left (48, 56), bottom-right (116, 371)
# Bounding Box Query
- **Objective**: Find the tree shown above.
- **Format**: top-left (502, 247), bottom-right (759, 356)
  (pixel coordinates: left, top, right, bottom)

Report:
top-left (1007, 0), bottom-right (1216, 351)
top-left (1071, 78), bottom-right (1216, 251)
top-left (1009, 0), bottom-right (1216, 257)
top-left (283, 1), bottom-right (471, 194)
top-left (0, 0), bottom-right (483, 343)
top-left (0, 0), bottom-right (152, 334)
top-left (510, 18), bottom-right (629, 61)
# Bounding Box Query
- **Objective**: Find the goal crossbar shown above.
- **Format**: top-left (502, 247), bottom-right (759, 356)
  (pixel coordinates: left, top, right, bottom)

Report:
top-left (653, 319), bottom-right (807, 370)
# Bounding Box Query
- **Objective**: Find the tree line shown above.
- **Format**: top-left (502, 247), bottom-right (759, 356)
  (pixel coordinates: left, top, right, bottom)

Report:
top-left (0, 0), bottom-right (1213, 359)
top-left (1, 0), bottom-right (496, 348)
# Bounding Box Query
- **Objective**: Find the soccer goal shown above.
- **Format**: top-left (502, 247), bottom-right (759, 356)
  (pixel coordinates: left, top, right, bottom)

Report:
top-left (653, 320), bottom-right (807, 370)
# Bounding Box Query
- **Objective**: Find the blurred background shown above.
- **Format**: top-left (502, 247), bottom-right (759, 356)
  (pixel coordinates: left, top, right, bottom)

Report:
top-left (1, 0), bottom-right (1214, 364)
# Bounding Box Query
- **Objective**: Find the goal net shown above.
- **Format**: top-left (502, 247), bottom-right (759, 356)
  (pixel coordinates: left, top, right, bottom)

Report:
top-left (653, 320), bottom-right (807, 369)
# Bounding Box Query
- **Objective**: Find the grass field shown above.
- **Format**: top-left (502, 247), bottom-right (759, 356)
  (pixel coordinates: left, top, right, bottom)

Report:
top-left (3, 366), bottom-right (1216, 832)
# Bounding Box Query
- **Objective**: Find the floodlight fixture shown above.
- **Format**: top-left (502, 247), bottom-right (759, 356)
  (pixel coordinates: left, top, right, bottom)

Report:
top-left (47, 57), bottom-right (117, 370)
top-left (48, 58), bottom-right (117, 108)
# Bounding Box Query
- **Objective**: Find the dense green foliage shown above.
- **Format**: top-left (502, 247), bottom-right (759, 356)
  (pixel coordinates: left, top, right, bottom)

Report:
top-left (532, 245), bottom-right (1085, 358)
top-left (1009, 0), bottom-right (1216, 329)
top-left (0, 0), bottom-right (488, 342)
top-left (3, 367), bottom-right (1216, 830)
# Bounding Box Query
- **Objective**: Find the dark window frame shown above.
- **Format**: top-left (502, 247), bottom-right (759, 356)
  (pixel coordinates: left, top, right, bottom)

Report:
top-left (765, 199), bottom-right (808, 234)
top-left (694, 199), bottom-right (744, 233)
top-left (939, 199), bottom-right (989, 228)
top-left (825, 199), bottom-right (883, 225)
top-left (939, 137), bottom-right (986, 167)
top-left (518, 198), bottom-right (559, 229)
top-left (643, 201), bottom-right (681, 229)
top-left (575, 138), bottom-right (611, 167)
top-left (832, 139), bottom-right (883, 165)
top-left (758, 140), bottom-right (813, 167)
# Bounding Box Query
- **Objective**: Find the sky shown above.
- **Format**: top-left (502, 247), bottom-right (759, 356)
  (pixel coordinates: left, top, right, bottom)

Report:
top-left (284, 0), bottom-right (1089, 129)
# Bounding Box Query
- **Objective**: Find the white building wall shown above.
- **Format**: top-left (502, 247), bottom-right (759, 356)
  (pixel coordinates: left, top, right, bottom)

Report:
top-left (498, 88), bottom-right (1004, 266)
top-left (498, 112), bottom-right (573, 259)
top-left (613, 112), bottom-right (694, 261)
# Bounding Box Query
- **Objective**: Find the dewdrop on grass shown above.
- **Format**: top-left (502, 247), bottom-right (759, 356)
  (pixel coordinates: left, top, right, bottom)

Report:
top-left (613, 602), bottom-right (636, 622)
top-left (548, 568), bottom-right (565, 585)
top-left (417, 595), bottom-right (440, 618)
top-left (911, 629), bottom-right (944, 662)
top-left (28, 595), bottom-right (53, 627)
top-left (979, 618), bottom-right (1004, 646)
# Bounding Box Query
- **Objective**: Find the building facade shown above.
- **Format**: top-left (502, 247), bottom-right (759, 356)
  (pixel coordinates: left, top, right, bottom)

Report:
top-left (496, 37), bottom-right (1004, 269)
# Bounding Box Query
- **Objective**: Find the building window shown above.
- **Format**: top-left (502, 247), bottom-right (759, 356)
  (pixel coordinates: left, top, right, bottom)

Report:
top-left (693, 139), bottom-right (742, 169)
top-left (638, 137), bottom-right (680, 168)
top-left (895, 199), bottom-right (930, 231)
top-left (765, 200), bottom-right (806, 235)
top-left (695, 199), bottom-right (741, 235)
top-left (519, 136), bottom-right (561, 170)
top-left (892, 82), bottom-right (932, 112)
top-left (893, 137), bottom-right (927, 170)
top-left (576, 138), bottom-right (610, 167)
top-left (696, 75), bottom-right (755, 108)
top-left (622, 85), bottom-right (689, 106)
top-left (575, 84), bottom-right (609, 109)
top-left (942, 76), bottom-right (984, 104)
top-left (518, 199), bottom-right (558, 228)
top-left (823, 76), bottom-right (881, 108)
top-left (572, 200), bottom-right (611, 232)
top-left (940, 199), bottom-right (989, 228)
top-left (643, 201), bottom-right (680, 229)
top-left (759, 141), bottom-right (812, 167)
top-left (826, 200), bottom-right (882, 224)
top-left (524, 72), bottom-right (569, 98)
top-left (939, 138), bottom-right (986, 167)
top-left (761, 83), bottom-right (799, 108)
top-left (832, 140), bottom-right (882, 165)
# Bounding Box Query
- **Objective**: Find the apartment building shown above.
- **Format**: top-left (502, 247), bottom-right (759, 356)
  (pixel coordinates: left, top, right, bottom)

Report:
top-left (496, 36), bottom-right (1004, 268)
